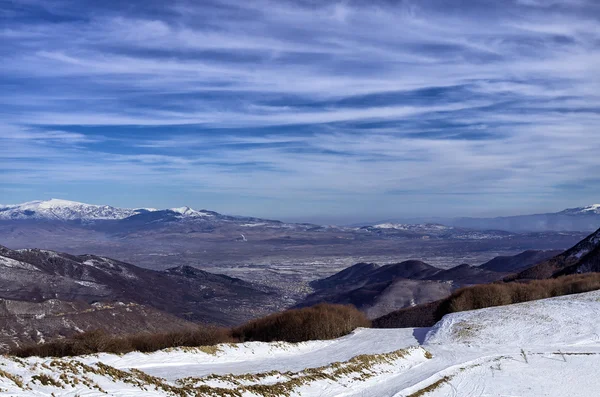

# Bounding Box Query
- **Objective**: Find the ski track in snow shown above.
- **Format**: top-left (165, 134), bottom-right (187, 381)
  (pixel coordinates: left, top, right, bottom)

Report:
top-left (1, 290), bottom-right (600, 396)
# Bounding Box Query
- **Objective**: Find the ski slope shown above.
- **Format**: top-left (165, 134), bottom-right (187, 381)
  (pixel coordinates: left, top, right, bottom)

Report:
top-left (1, 291), bottom-right (599, 396)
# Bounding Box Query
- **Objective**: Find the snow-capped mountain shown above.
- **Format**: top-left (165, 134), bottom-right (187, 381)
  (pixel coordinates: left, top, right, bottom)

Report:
top-left (559, 204), bottom-right (600, 215)
top-left (0, 199), bottom-right (156, 221)
top-left (169, 206), bottom-right (213, 218)
top-left (0, 199), bottom-right (223, 221)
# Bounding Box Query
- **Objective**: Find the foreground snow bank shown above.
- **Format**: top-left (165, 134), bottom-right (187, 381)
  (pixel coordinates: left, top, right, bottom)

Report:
top-left (425, 289), bottom-right (600, 347)
top-left (1, 291), bottom-right (599, 396)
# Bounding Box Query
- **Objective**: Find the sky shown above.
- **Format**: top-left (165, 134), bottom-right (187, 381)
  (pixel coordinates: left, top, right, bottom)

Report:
top-left (1, 0), bottom-right (600, 223)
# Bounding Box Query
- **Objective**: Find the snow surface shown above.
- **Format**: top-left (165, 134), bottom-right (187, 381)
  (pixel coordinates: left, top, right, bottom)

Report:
top-left (1, 291), bottom-right (600, 396)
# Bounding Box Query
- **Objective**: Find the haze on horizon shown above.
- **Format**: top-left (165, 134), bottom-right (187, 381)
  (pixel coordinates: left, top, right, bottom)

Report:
top-left (2, 0), bottom-right (599, 224)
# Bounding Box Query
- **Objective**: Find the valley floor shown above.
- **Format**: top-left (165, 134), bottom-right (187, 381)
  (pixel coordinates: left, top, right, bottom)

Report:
top-left (2, 291), bottom-right (600, 396)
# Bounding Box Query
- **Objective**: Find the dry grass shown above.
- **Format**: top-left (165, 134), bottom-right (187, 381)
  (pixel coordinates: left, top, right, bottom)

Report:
top-left (13, 304), bottom-right (370, 357)
top-left (375, 272), bottom-right (600, 328)
top-left (179, 347), bottom-right (423, 396)
top-left (0, 368), bottom-right (25, 389)
top-left (406, 376), bottom-right (451, 397)
top-left (13, 326), bottom-right (233, 358)
top-left (5, 348), bottom-right (425, 396)
top-left (447, 273), bottom-right (600, 313)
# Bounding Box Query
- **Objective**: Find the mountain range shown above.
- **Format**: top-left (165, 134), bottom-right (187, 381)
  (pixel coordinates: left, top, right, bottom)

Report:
top-left (297, 240), bottom-right (595, 319)
top-left (1, 224), bottom-right (599, 349)
top-left (2, 199), bottom-right (600, 233)
top-left (0, 199), bottom-right (228, 221)
top-left (0, 245), bottom-right (280, 327)
top-left (373, 204), bottom-right (600, 232)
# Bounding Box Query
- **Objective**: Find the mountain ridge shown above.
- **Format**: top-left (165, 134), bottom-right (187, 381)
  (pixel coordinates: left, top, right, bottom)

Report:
top-left (0, 244), bottom-right (280, 325)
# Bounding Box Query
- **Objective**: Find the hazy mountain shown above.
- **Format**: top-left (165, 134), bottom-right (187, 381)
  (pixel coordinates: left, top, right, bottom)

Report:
top-left (300, 259), bottom-right (507, 318)
top-left (479, 250), bottom-right (562, 272)
top-left (366, 204), bottom-right (600, 233)
top-left (309, 260), bottom-right (442, 291)
top-left (0, 245), bottom-right (279, 326)
top-left (450, 205), bottom-right (600, 232)
top-left (423, 264), bottom-right (504, 284)
top-left (514, 227), bottom-right (600, 279)
top-left (304, 278), bottom-right (453, 319)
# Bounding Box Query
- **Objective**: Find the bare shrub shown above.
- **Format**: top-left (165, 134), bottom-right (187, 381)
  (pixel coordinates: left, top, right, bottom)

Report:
top-left (13, 326), bottom-right (233, 358)
top-left (13, 304), bottom-right (368, 357)
top-left (374, 272), bottom-right (600, 328)
top-left (233, 303), bottom-right (371, 343)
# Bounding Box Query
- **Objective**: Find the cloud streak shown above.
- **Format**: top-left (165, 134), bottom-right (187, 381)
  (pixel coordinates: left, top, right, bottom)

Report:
top-left (1, 0), bottom-right (599, 221)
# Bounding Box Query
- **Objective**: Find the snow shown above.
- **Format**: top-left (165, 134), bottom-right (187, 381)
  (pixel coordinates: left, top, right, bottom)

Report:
top-left (170, 206), bottom-right (212, 217)
top-left (1, 291), bottom-right (600, 396)
top-left (579, 204), bottom-right (600, 213)
top-left (561, 204), bottom-right (600, 215)
top-left (73, 280), bottom-right (104, 288)
top-left (0, 255), bottom-right (41, 271)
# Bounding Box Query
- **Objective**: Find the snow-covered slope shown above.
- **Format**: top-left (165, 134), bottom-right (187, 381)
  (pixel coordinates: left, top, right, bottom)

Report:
top-left (0, 199), bottom-right (156, 220)
top-left (2, 291), bottom-right (599, 396)
top-left (560, 204), bottom-right (600, 215)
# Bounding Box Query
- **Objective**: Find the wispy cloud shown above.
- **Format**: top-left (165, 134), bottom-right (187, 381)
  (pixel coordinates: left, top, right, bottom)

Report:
top-left (1, 0), bottom-right (599, 220)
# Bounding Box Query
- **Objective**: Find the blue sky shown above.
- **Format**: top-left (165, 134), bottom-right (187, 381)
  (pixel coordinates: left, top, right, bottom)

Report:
top-left (1, 0), bottom-right (600, 223)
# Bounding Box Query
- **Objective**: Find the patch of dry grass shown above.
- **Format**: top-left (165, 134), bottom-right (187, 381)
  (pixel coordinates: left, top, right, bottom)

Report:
top-left (13, 303), bottom-right (370, 358)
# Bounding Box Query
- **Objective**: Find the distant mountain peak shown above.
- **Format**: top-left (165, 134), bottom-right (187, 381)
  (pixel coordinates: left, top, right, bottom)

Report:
top-left (559, 204), bottom-right (600, 215)
top-left (170, 206), bottom-right (213, 217)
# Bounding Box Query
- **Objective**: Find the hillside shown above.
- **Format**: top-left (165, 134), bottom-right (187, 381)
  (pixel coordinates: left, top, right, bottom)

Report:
top-left (0, 245), bottom-right (279, 326)
top-left (515, 227), bottom-right (600, 279)
top-left (300, 259), bottom-right (506, 317)
top-left (479, 249), bottom-right (561, 272)
top-left (0, 299), bottom-right (194, 353)
top-left (424, 263), bottom-right (505, 284)
top-left (1, 291), bottom-right (598, 396)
